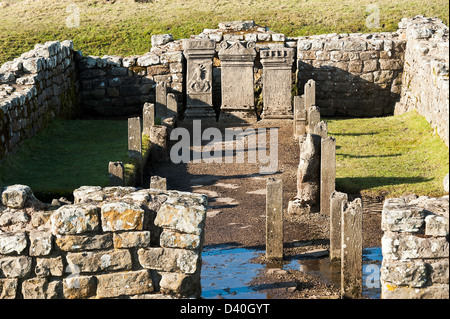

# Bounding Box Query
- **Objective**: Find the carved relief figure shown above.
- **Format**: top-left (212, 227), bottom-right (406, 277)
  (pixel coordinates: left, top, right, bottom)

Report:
top-left (188, 62), bottom-right (211, 93)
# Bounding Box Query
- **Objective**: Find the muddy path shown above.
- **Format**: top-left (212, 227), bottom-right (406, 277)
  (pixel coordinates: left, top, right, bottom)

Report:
top-left (144, 120), bottom-right (384, 299)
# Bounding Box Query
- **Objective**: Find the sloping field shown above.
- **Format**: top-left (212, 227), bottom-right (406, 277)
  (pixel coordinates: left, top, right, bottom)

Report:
top-left (0, 0), bottom-right (448, 64)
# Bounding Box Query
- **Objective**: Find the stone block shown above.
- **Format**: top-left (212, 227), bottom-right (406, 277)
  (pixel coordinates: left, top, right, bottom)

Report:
top-left (22, 278), bottom-right (47, 299)
top-left (63, 275), bottom-right (97, 299)
top-left (155, 199), bottom-right (207, 235)
top-left (108, 161), bottom-right (125, 187)
top-left (100, 201), bottom-right (145, 232)
top-left (159, 229), bottom-right (202, 250)
top-left (50, 204), bottom-right (100, 236)
top-left (0, 256), bottom-right (33, 278)
top-left (113, 231), bottom-right (151, 249)
top-left (35, 256), bottom-right (64, 277)
top-left (381, 202), bottom-right (427, 233)
top-left (381, 260), bottom-right (428, 288)
top-left (66, 249), bottom-right (132, 273)
top-left (29, 231), bottom-right (53, 256)
top-left (151, 34), bottom-right (173, 47)
top-left (2, 184), bottom-right (34, 208)
top-left (425, 214), bottom-right (449, 237)
top-left (381, 283), bottom-right (449, 299)
top-left (429, 259), bottom-right (449, 285)
top-left (96, 269), bottom-right (154, 298)
top-left (0, 232), bottom-right (28, 255)
top-left (55, 233), bottom-right (113, 251)
top-left (0, 279), bottom-right (18, 299)
top-left (137, 53), bottom-right (160, 67)
top-left (382, 232), bottom-right (449, 260)
top-left (159, 272), bottom-right (201, 297)
top-left (138, 247), bottom-right (199, 274)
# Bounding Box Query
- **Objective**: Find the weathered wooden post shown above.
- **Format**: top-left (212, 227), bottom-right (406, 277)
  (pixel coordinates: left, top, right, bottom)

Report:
top-left (320, 136), bottom-right (335, 215)
top-left (341, 198), bottom-right (363, 299)
top-left (329, 191), bottom-right (348, 261)
top-left (108, 161), bottom-right (125, 186)
top-left (128, 117), bottom-right (143, 186)
top-left (266, 177), bottom-right (283, 261)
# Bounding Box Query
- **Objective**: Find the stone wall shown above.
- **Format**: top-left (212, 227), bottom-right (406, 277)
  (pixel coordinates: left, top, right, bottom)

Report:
top-left (0, 184), bottom-right (207, 299)
top-left (380, 195), bottom-right (449, 299)
top-left (395, 16), bottom-right (449, 147)
top-left (0, 41), bottom-right (78, 159)
top-left (296, 32), bottom-right (406, 117)
top-left (77, 36), bottom-right (184, 117)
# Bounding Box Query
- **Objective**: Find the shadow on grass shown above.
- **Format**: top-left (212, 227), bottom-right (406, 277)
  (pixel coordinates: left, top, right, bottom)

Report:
top-left (336, 176), bottom-right (433, 193)
top-left (331, 132), bottom-right (379, 137)
top-left (337, 153), bottom-right (402, 159)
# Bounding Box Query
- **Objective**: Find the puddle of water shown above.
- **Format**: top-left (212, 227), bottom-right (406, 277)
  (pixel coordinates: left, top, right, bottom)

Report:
top-left (201, 245), bottom-right (383, 299)
top-left (362, 247), bottom-right (383, 299)
top-left (201, 245), bottom-right (266, 299)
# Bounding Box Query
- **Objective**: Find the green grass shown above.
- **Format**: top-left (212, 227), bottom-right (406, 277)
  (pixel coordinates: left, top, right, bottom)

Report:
top-left (0, 118), bottom-right (130, 199)
top-left (327, 111), bottom-right (449, 198)
top-left (0, 0), bottom-right (448, 64)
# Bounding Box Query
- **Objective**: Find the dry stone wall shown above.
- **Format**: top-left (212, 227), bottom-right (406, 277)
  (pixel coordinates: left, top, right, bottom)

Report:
top-left (297, 32), bottom-right (406, 117)
top-left (395, 16), bottom-right (449, 147)
top-left (77, 37), bottom-right (184, 117)
top-left (0, 40), bottom-right (78, 159)
top-left (0, 184), bottom-right (208, 299)
top-left (381, 195), bottom-right (449, 299)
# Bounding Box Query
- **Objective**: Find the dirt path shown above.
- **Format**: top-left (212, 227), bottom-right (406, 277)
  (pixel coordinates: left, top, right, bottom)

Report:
top-left (144, 119), bottom-right (384, 299)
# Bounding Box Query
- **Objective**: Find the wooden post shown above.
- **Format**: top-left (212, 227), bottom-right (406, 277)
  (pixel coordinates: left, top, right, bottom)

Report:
top-left (320, 136), bottom-right (335, 215)
top-left (329, 191), bottom-right (347, 261)
top-left (266, 178), bottom-right (283, 261)
top-left (341, 198), bottom-right (363, 299)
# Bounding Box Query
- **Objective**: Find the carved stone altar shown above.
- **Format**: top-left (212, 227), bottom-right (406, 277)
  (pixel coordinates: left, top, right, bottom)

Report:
top-left (218, 41), bottom-right (257, 122)
top-left (260, 48), bottom-right (294, 119)
top-left (183, 39), bottom-right (216, 120)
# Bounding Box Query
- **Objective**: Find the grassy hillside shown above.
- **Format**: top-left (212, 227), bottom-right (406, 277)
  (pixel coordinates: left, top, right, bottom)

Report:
top-left (0, 0), bottom-right (448, 64)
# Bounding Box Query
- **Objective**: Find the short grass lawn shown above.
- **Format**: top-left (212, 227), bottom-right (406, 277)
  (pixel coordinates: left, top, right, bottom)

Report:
top-left (0, 118), bottom-right (129, 200)
top-left (327, 110), bottom-right (449, 198)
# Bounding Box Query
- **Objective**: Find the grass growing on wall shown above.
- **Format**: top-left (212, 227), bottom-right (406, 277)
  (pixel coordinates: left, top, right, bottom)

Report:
top-left (0, 118), bottom-right (130, 199)
top-left (327, 111), bottom-right (449, 198)
top-left (0, 0), bottom-right (448, 64)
